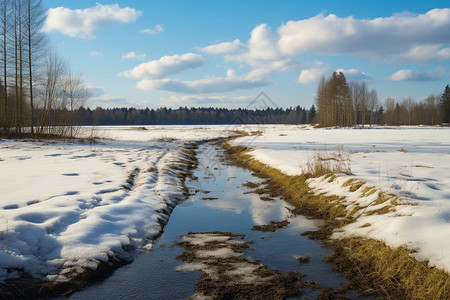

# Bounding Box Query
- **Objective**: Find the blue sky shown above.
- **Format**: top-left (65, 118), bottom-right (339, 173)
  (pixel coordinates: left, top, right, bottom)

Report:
top-left (41, 0), bottom-right (450, 109)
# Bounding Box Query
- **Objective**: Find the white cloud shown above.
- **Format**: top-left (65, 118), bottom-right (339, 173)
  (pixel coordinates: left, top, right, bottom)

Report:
top-left (298, 67), bottom-right (329, 84)
top-left (228, 24), bottom-right (281, 65)
top-left (392, 44), bottom-right (450, 64)
top-left (278, 9), bottom-right (450, 57)
top-left (120, 53), bottom-right (206, 79)
top-left (135, 68), bottom-right (272, 94)
top-left (226, 8), bottom-right (450, 64)
top-left (297, 61), bottom-right (331, 84)
top-left (122, 51), bottom-right (146, 60)
top-left (43, 4), bottom-right (141, 39)
top-left (335, 68), bottom-right (372, 81)
top-left (89, 51), bottom-right (103, 57)
top-left (140, 24), bottom-right (164, 35)
top-left (387, 66), bottom-right (446, 81)
top-left (200, 39), bottom-right (244, 54)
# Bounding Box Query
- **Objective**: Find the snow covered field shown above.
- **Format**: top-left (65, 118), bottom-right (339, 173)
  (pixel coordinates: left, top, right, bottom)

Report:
top-left (1, 124), bottom-right (449, 284)
top-left (0, 126), bottom-right (231, 282)
top-left (233, 125), bottom-right (450, 274)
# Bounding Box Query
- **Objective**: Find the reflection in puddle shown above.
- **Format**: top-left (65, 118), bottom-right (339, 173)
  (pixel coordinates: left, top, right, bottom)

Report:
top-left (70, 143), bottom-right (355, 299)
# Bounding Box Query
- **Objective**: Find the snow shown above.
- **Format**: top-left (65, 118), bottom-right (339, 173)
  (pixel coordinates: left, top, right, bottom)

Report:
top-left (233, 125), bottom-right (450, 274)
top-left (2, 124), bottom-right (449, 281)
top-left (0, 126), bottom-right (232, 281)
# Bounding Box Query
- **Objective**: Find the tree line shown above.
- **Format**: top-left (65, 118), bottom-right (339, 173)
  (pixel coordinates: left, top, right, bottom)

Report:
top-left (0, 0), bottom-right (89, 138)
top-left (70, 105), bottom-right (317, 125)
top-left (316, 71), bottom-right (450, 127)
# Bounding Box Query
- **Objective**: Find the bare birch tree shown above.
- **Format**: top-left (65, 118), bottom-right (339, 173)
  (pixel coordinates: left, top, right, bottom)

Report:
top-left (24, 0), bottom-right (46, 134)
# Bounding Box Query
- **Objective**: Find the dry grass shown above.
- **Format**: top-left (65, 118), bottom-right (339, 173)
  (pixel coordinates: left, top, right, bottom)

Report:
top-left (329, 238), bottom-right (450, 300)
top-left (221, 137), bottom-right (450, 300)
top-left (305, 145), bottom-right (351, 177)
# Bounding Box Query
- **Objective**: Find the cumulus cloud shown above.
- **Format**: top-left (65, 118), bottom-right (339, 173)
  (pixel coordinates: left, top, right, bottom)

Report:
top-left (387, 66), bottom-right (446, 81)
top-left (135, 68), bottom-right (272, 94)
top-left (200, 39), bottom-right (244, 54)
top-left (120, 53), bottom-right (206, 79)
top-left (43, 3), bottom-right (141, 39)
top-left (140, 24), bottom-right (164, 35)
top-left (391, 44), bottom-right (450, 64)
top-left (89, 51), bottom-right (103, 57)
top-left (278, 9), bottom-right (450, 57)
top-left (228, 24), bottom-right (281, 65)
top-left (122, 51), bottom-right (146, 60)
top-left (297, 67), bottom-right (329, 84)
top-left (227, 8), bottom-right (450, 64)
top-left (297, 61), bottom-right (331, 84)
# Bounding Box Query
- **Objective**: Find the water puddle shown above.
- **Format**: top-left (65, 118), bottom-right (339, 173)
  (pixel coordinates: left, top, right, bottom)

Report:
top-left (70, 143), bottom-right (358, 299)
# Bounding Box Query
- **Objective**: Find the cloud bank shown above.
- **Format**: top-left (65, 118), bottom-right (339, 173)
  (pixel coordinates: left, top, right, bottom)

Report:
top-left (136, 68), bottom-right (272, 94)
top-left (43, 4), bottom-right (141, 39)
top-left (200, 39), bottom-right (245, 54)
top-left (229, 9), bottom-right (450, 64)
top-left (120, 53), bottom-right (206, 79)
top-left (387, 66), bottom-right (446, 81)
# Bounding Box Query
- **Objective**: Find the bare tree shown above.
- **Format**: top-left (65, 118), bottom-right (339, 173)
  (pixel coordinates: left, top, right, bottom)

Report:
top-left (24, 0), bottom-right (46, 134)
top-left (368, 89), bottom-right (379, 126)
top-left (403, 96), bottom-right (414, 126)
top-left (62, 72), bottom-right (89, 137)
top-left (37, 49), bottom-right (68, 134)
top-left (0, 0), bottom-right (9, 131)
top-left (348, 81), bottom-right (369, 127)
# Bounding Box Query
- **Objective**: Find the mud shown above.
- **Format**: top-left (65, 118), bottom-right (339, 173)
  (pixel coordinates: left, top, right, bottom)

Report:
top-left (175, 231), bottom-right (312, 299)
top-left (251, 220), bottom-right (290, 232)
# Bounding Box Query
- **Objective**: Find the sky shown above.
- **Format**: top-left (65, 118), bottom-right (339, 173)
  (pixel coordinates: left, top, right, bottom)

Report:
top-left (41, 0), bottom-right (450, 109)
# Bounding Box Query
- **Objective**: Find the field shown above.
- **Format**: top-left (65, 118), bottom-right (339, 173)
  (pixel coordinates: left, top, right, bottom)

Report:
top-left (0, 125), bottom-right (449, 296)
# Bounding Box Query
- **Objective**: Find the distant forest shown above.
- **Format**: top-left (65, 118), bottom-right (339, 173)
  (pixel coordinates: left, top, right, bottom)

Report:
top-left (315, 72), bottom-right (450, 127)
top-left (75, 105), bottom-right (317, 125)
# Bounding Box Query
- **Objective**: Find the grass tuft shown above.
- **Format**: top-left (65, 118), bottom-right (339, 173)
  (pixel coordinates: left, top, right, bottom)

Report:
top-left (304, 145), bottom-right (351, 177)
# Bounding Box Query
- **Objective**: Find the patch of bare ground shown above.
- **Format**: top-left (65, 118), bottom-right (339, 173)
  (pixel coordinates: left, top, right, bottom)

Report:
top-left (220, 137), bottom-right (450, 300)
top-left (175, 231), bottom-right (325, 299)
top-left (201, 197), bottom-right (218, 201)
top-left (251, 220), bottom-right (290, 232)
top-left (0, 257), bottom-right (131, 300)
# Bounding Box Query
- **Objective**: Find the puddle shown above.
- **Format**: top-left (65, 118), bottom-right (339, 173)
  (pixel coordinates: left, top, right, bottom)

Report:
top-left (70, 143), bottom-right (360, 299)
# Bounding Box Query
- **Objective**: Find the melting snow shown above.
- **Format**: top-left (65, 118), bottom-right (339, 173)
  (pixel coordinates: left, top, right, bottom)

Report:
top-left (233, 125), bottom-right (450, 274)
top-left (0, 126), bottom-right (232, 281)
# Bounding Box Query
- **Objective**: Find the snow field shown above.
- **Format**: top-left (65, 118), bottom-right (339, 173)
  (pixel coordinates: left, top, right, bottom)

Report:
top-left (0, 126), bottom-right (232, 282)
top-left (233, 125), bottom-right (450, 274)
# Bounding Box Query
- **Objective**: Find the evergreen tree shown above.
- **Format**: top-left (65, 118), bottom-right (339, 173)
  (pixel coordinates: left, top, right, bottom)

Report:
top-left (441, 84), bottom-right (450, 124)
top-left (308, 104), bottom-right (316, 123)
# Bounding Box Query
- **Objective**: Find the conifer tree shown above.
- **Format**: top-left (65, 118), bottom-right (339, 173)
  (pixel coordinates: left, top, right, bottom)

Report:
top-left (440, 84), bottom-right (450, 125)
